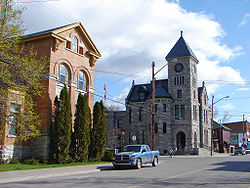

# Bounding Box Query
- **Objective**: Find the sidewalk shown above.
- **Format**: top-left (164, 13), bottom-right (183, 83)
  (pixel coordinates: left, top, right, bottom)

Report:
top-left (0, 163), bottom-right (112, 184)
top-left (160, 153), bottom-right (232, 159)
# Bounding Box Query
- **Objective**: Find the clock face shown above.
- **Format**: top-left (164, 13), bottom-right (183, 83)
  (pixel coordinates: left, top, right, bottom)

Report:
top-left (175, 63), bottom-right (184, 73)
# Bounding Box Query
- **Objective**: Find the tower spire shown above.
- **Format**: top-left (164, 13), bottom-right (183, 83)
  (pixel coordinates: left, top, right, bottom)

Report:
top-left (181, 30), bottom-right (183, 37)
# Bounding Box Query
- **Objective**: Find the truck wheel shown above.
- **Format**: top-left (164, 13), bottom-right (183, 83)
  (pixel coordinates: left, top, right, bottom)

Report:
top-left (136, 158), bottom-right (142, 169)
top-left (152, 157), bottom-right (158, 167)
top-left (114, 165), bottom-right (120, 169)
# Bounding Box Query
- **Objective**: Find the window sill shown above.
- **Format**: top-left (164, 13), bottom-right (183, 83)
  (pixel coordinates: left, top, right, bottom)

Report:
top-left (7, 135), bottom-right (17, 138)
top-left (65, 48), bottom-right (84, 57)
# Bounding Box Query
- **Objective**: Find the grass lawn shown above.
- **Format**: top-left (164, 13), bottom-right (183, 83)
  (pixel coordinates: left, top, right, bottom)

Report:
top-left (0, 161), bottom-right (109, 172)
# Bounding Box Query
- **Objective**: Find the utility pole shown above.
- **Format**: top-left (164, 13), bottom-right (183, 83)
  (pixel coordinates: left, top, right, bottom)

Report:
top-left (210, 95), bottom-right (214, 156)
top-left (243, 114), bottom-right (245, 147)
top-left (152, 61), bottom-right (155, 150)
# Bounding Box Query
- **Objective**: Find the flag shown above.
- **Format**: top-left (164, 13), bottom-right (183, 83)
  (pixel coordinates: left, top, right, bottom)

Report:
top-left (104, 83), bottom-right (107, 100)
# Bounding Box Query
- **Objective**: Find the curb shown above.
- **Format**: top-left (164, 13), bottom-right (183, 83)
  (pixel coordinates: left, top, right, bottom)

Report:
top-left (0, 168), bottom-right (101, 184)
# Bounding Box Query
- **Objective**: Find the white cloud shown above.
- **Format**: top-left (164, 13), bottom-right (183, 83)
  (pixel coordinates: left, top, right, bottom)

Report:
top-left (238, 13), bottom-right (250, 29)
top-left (236, 87), bottom-right (250, 91)
top-left (22, 0), bottom-right (245, 95)
top-left (221, 103), bottom-right (235, 110)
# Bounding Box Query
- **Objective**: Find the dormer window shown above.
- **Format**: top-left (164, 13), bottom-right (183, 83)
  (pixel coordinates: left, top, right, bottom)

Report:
top-left (139, 92), bottom-right (144, 100)
top-left (72, 37), bottom-right (78, 52)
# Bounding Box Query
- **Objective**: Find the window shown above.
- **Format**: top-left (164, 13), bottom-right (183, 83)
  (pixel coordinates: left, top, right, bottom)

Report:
top-left (155, 122), bottom-right (158, 133)
top-left (72, 37), bottom-right (78, 52)
top-left (139, 92), bottom-right (144, 101)
top-left (175, 105), bottom-right (179, 119)
top-left (79, 46), bottom-right (84, 55)
top-left (163, 123), bottom-right (167, 134)
top-left (66, 40), bottom-right (71, 49)
top-left (129, 108), bottom-right (132, 124)
top-left (58, 64), bottom-right (69, 85)
top-left (155, 104), bottom-right (158, 113)
top-left (177, 90), bottom-right (182, 98)
top-left (181, 105), bottom-right (185, 119)
top-left (193, 90), bottom-right (196, 99)
top-left (204, 94), bottom-right (207, 105)
top-left (175, 76), bottom-right (184, 85)
top-left (8, 103), bottom-right (19, 135)
top-left (117, 119), bottom-right (121, 128)
top-left (193, 105), bottom-right (197, 120)
top-left (163, 104), bottom-right (167, 112)
top-left (139, 107), bottom-right (143, 121)
top-left (77, 71), bottom-right (87, 91)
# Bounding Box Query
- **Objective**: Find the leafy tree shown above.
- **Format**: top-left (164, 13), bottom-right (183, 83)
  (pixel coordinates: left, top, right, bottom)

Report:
top-left (0, 0), bottom-right (48, 141)
top-left (71, 94), bottom-right (90, 162)
top-left (89, 101), bottom-right (107, 161)
top-left (50, 86), bottom-right (72, 163)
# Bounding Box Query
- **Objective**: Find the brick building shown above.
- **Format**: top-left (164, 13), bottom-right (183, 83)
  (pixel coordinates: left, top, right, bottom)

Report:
top-left (0, 22), bottom-right (101, 160)
top-left (107, 32), bottom-right (211, 154)
top-left (213, 121), bottom-right (231, 153)
top-left (223, 121), bottom-right (250, 148)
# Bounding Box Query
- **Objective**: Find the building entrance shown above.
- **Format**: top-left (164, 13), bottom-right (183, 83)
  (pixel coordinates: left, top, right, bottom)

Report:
top-left (177, 131), bottom-right (186, 152)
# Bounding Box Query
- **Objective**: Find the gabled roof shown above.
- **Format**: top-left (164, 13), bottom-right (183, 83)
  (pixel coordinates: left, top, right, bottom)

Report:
top-left (126, 79), bottom-right (172, 102)
top-left (165, 31), bottom-right (198, 62)
top-left (213, 121), bottom-right (231, 131)
top-left (21, 22), bottom-right (101, 59)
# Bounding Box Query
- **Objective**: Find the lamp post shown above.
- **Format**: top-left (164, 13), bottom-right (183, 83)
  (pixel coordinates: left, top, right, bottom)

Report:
top-left (210, 95), bottom-right (229, 156)
top-left (151, 61), bottom-right (168, 150)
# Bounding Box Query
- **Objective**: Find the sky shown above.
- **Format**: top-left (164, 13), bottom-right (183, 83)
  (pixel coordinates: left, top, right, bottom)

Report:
top-left (17, 0), bottom-right (250, 123)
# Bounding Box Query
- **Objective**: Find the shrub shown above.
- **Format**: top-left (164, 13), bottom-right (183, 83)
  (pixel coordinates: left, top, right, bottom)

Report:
top-left (0, 158), bottom-right (6, 164)
top-left (23, 158), bottom-right (40, 165)
top-left (101, 150), bottom-right (114, 162)
top-left (9, 156), bottom-right (18, 164)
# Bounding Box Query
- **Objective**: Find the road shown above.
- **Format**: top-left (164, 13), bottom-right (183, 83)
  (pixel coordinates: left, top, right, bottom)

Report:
top-left (1, 155), bottom-right (250, 188)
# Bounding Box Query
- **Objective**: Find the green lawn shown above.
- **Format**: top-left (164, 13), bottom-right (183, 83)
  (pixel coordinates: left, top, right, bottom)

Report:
top-left (0, 161), bottom-right (108, 172)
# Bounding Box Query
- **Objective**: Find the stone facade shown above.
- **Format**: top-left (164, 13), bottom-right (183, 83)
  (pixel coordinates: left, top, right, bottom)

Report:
top-left (0, 22), bottom-right (101, 161)
top-left (107, 33), bottom-right (211, 154)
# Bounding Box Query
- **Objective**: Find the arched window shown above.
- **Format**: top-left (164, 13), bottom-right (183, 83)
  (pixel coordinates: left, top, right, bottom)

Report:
top-left (155, 122), bottom-right (158, 133)
top-left (72, 37), bottom-right (78, 52)
top-left (163, 123), bottom-right (167, 134)
top-left (58, 64), bottom-right (69, 85)
top-left (77, 71), bottom-right (87, 91)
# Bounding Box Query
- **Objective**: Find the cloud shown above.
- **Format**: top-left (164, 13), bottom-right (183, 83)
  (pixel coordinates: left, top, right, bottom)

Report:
top-left (221, 103), bottom-right (235, 110)
top-left (238, 13), bottom-right (250, 29)
top-left (21, 0), bottom-right (245, 95)
top-left (236, 87), bottom-right (250, 91)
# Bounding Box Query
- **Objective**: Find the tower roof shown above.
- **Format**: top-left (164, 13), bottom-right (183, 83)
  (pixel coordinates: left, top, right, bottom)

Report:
top-left (165, 31), bottom-right (198, 62)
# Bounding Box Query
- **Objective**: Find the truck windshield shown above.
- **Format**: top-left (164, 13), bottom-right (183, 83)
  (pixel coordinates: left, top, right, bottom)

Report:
top-left (122, 146), bottom-right (141, 152)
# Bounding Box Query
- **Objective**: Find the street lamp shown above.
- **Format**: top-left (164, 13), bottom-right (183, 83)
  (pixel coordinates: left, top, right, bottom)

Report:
top-left (210, 95), bottom-right (229, 156)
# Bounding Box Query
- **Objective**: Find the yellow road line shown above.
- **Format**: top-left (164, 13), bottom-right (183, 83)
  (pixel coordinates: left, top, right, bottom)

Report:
top-left (128, 166), bottom-right (216, 188)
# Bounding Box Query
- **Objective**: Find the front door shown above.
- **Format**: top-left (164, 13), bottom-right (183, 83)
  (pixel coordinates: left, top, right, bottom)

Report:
top-left (177, 131), bottom-right (186, 152)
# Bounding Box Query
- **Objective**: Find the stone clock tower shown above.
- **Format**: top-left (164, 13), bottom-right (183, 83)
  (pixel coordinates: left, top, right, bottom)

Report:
top-left (166, 31), bottom-right (200, 153)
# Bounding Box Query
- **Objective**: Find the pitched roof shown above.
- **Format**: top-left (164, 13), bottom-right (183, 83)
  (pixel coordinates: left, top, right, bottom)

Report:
top-left (21, 22), bottom-right (101, 59)
top-left (213, 121), bottom-right (231, 131)
top-left (165, 32), bottom-right (198, 62)
top-left (126, 79), bottom-right (172, 102)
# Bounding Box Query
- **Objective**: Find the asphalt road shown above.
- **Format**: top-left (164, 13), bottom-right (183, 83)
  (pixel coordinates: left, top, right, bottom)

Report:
top-left (1, 155), bottom-right (250, 188)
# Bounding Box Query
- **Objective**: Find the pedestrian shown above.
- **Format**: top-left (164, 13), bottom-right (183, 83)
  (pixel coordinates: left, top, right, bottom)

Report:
top-left (169, 148), bottom-right (173, 158)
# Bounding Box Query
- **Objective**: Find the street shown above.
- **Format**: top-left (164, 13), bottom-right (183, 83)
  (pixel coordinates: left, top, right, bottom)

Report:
top-left (1, 155), bottom-right (250, 188)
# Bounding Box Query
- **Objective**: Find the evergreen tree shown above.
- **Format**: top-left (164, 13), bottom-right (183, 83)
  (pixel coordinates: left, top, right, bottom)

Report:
top-left (89, 101), bottom-right (107, 161)
top-left (71, 93), bottom-right (90, 162)
top-left (50, 86), bottom-right (72, 163)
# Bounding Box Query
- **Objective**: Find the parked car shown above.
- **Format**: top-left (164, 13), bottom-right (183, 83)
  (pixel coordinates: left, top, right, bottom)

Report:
top-left (245, 148), bottom-right (250, 154)
top-left (112, 145), bottom-right (160, 169)
top-left (234, 147), bottom-right (246, 155)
